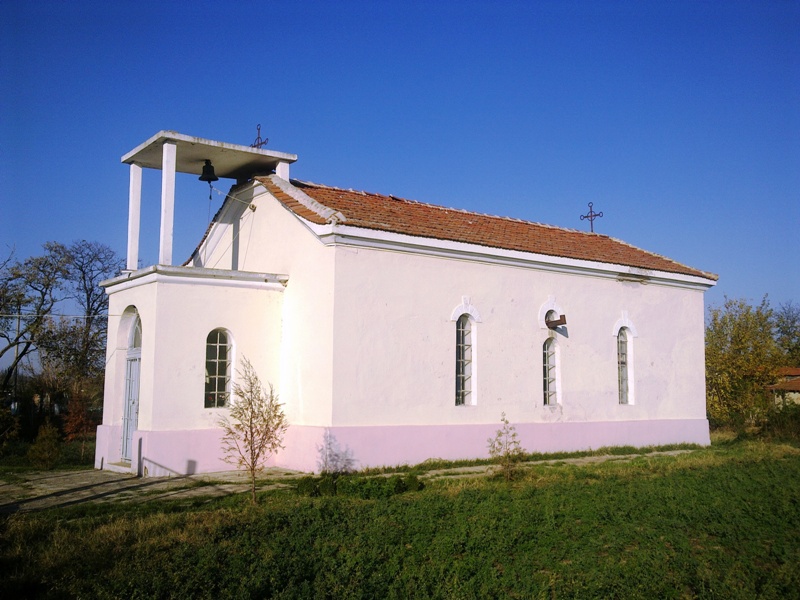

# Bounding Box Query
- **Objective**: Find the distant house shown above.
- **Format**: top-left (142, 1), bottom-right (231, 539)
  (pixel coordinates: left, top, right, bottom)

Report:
top-left (94, 131), bottom-right (718, 476)
top-left (768, 367), bottom-right (800, 405)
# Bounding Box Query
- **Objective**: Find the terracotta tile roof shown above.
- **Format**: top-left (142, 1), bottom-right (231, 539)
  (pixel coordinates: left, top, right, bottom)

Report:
top-left (777, 367), bottom-right (800, 378)
top-left (768, 379), bottom-right (800, 392)
top-left (255, 177), bottom-right (718, 282)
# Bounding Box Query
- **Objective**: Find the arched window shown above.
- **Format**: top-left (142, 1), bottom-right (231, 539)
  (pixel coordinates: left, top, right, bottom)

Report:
top-left (617, 328), bottom-right (629, 404)
top-left (130, 316), bottom-right (142, 349)
top-left (455, 314), bottom-right (473, 406)
top-left (542, 310), bottom-right (559, 405)
top-left (205, 329), bottom-right (232, 408)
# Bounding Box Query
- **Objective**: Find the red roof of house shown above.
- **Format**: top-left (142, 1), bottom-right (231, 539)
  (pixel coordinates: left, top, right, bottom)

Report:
top-left (777, 367), bottom-right (800, 378)
top-left (768, 379), bottom-right (800, 393)
top-left (256, 177), bottom-right (717, 282)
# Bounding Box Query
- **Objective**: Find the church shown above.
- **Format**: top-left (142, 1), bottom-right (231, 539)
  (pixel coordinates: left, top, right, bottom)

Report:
top-left (95, 131), bottom-right (717, 476)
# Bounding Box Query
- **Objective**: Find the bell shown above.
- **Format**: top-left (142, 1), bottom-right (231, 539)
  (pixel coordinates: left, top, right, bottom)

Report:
top-left (199, 159), bottom-right (219, 182)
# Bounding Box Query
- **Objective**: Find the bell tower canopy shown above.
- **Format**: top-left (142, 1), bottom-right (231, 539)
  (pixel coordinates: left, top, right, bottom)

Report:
top-left (122, 130), bottom-right (298, 271)
top-left (121, 130), bottom-right (297, 181)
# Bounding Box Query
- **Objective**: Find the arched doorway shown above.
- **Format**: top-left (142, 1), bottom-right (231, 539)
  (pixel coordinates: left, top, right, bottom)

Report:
top-left (122, 313), bottom-right (142, 462)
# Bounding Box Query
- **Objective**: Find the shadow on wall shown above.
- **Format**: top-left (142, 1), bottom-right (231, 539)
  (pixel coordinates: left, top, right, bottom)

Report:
top-left (138, 438), bottom-right (198, 477)
top-left (316, 430), bottom-right (356, 474)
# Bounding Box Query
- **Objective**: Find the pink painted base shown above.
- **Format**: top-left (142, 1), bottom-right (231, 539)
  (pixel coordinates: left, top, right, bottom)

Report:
top-left (96, 419), bottom-right (709, 477)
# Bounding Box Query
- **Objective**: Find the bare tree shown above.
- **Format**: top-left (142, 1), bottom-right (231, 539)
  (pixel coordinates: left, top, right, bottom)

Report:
top-left (36, 241), bottom-right (121, 380)
top-left (0, 243), bottom-right (71, 392)
top-left (218, 357), bottom-right (288, 504)
top-left (63, 240), bottom-right (122, 376)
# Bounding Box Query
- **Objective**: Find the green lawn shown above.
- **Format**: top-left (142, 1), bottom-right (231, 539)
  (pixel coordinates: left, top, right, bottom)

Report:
top-left (2, 435), bottom-right (799, 599)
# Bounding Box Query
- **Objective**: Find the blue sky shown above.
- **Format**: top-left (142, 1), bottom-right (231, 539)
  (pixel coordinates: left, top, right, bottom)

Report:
top-left (2, 0), bottom-right (798, 309)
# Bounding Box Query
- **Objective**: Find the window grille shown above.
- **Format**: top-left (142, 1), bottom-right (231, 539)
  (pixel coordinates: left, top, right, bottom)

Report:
top-left (543, 337), bottom-right (557, 405)
top-left (455, 314), bottom-right (472, 406)
top-left (618, 328), bottom-right (629, 404)
top-left (205, 329), bottom-right (231, 408)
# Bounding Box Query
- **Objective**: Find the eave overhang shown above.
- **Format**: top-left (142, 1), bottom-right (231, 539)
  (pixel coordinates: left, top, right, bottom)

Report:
top-left (303, 221), bottom-right (717, 291)
top-left (122, 131), bottom-right (297, 180)
top-left (102, 265), bottom-right (289, 294)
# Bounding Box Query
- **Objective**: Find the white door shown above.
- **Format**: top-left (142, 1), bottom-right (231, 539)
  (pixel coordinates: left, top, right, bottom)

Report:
top-left (121, 356), bottom-right (140, 461)
top-left (121, 315), bottom-right (142, 462)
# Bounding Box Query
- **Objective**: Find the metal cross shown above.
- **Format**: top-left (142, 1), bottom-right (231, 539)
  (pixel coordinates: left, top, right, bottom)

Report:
top-left (250, 124), bottom-right (268, 149)
top-left (580, 202), bottom-right (603, 232)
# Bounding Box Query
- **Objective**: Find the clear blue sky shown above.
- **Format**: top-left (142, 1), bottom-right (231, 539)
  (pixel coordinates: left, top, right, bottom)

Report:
top-left (2, 0), bottom-right (798, 309)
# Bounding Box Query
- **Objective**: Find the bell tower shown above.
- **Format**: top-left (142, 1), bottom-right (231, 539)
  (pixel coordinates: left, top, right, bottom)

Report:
top-left (120, 131), bottom-right (297, 270)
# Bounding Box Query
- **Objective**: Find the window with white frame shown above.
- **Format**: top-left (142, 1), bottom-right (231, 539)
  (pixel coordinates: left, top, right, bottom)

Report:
top-left (617, 328), bottom-right (629, 404)
top-left (205, 329), bottom-right (232, 408)
top-left (455, 314), bottom-right (473, 406)
top-left (542, 310), bottom-right (559, 405)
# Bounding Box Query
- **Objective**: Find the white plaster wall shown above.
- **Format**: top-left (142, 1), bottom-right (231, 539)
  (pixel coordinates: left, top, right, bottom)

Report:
top-left (330, 244), bottom-right (708, 427)
top-left (102, 284), bottom-right (159, 431)
top-left (191, 183), bottom-right (337, 427)
top-left (101, 275), bottom-right (283, 434)
top-left (147, 280), bottom-right (283, 431)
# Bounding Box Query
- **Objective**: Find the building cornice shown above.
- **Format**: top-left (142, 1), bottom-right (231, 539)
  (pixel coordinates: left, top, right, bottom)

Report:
top-left (102, 265), bottom-right (289, 294)
top-left (304, 221), bottom-right (716, 291)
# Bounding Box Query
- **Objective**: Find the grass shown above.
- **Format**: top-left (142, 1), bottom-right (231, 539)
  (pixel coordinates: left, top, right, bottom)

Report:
top-left (1, 435), bottom-right (799, 599)
top-left (358, 442), bottom-right (702, 476)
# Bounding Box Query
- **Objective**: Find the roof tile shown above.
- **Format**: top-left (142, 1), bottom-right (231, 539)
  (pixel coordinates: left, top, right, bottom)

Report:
top-left (256, 177), bottom-right (717, 281)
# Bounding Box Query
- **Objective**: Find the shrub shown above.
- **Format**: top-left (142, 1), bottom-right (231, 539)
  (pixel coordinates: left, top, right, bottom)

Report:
top-left (763, 402), bottom-right (800, 440)
top-left (318, 475), bottom-right (337, 497)
top-left (296, 473), bottom-right (424, 498)
top-left (404, 473), bottom-right (424, 492)
top-left (27, 419), bottom-right (61, 469)
top-left (0, 403), bottom-right (19, 457)
top-left (295, 476), bottom-right (320, 497)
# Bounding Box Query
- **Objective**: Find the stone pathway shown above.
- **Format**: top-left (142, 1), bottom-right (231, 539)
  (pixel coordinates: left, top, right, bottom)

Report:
top-left (0, 450), bottom-right (692, 513)
top-left (423, 449), bottom-right (693, 479)
top-left (0, 468), bottom-right (304, 514)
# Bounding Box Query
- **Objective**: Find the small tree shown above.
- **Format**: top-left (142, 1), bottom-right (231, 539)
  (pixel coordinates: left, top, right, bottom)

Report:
top-left (62, 380), bottom-right (99, 461)
top-left (27, 418), bottom-right (61, 469)
top-left (218, 357), bottom-right (288, 504)
top-left (488, 412), bottom-right (525, 481)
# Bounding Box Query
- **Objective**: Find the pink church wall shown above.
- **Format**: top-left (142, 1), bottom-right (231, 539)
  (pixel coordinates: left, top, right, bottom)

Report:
top-left (96, 418), bottom-right (709, 476)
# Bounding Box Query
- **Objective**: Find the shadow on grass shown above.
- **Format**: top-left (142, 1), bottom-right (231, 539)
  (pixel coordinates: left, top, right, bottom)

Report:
top-left (0, 461), bottom-right (243, 515)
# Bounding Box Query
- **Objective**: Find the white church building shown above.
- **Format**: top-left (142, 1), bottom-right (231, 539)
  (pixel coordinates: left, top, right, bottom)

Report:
top-left (95, 131), bottom-right (717, 476)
